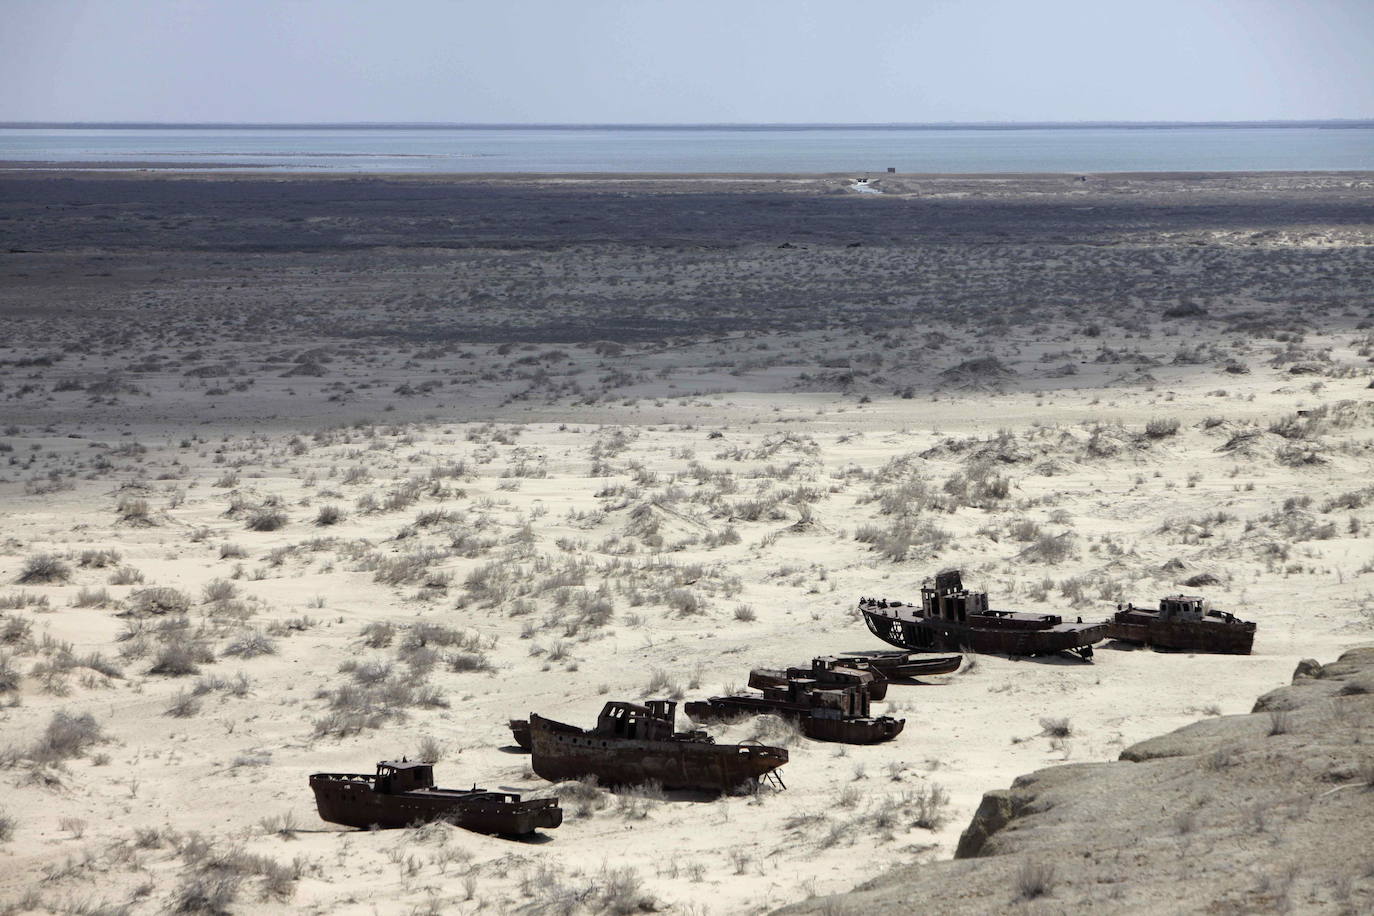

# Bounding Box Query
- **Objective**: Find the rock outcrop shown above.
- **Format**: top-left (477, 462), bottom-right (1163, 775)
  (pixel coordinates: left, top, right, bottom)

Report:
top-left (776, 647), bottom-right (1374, 915)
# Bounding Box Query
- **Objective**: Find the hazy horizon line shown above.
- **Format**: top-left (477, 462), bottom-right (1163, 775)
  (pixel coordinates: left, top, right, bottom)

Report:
top-left (4, 119), bottom-right (1373, 131)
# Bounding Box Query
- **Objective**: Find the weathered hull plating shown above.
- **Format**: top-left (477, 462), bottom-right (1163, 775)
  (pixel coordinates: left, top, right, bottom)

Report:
top-left (309, 775), bottom-right (562, 833)
top-left (1106, 617), bottom-right (1255, 655)
top-left (683, 697), bottom-right (904, 745)
top-left (749, 667), bottom-right (889, 700)
top-left (863, 608), bottom-right (1106, 657)
top-left (528, 713), bottom-right (786, 791)
top-left (509, 718), bottom-right (532, 751)
top-left (834, 652), bottom-right (963, 680)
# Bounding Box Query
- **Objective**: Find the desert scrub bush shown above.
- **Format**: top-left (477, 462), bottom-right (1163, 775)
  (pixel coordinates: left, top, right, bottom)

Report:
top-left (372, 550), bottom-right (450, 587)
top-left (214, 544), bottom-right (247, 563)
top-left (201, 579), bottom-right (237, 605)
top-left (1144, 417), bottom-right (1181, 439)
top-left (0, 591), bottom-right (48, 610)
top-left (550, 776), bottom-right (609, 818)
top-left (16, 553), bottom-right (70, 584)
top-left (0, 652), bottom-right (19, 691)
top-left (108, 566), bottom-right (145, 585)
top-left (312, 665), bottom-right (447, 738)
top-left (0, 808), bottom-right (13, 842)
top-left (748, 713), bottom-right (804, 747)
top-left (904, 782), bottom-right (951, 829)
top-left (149, 637), bottom-right (215, 676)
top-left (222, 630), bottom-right (277, 658)
top-left (165, 689), bottom-right (201, 718)
top-left (26, 710), bottom-right (106, 764)
top-left (1039, 717), bottom-right (1072, 738)
top-left (129, 587), bottom-right (192, 616)
top-left (1016, 860), bottom-right (1057, 901)
top-left (246, 508), bottom-right (288, 532)
top-left (733, 603), bottom-right (757, 622)
top-left (854, 520), bottom-right (951, 562)
top-left (1020, 532), bottom-right (1077, 565)
top-left (359, 621), bottom-right (395, 648)
top-left (644, 668), bottom-right (684, 699)
top-left (116, 496), bottom-right (155, 526)
top-left (314, 504), bottom-right (343, 527)
top-left (78, 549), bottom-right (121, 568)
top-left (1, 615), bottom-right (33, 646)
top-left (71, 587), bottom-right (111, 608)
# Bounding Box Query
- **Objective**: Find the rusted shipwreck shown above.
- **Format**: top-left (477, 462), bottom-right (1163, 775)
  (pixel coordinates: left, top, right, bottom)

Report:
top-left (509, 718), bottom-right (532, 752)
top-left (860, 569), bottom-right (1106, 660)
top-left (749, 655), bottom-right (891, 700)
top-left (687, 671), bottom-right (904, 744)
top-left (310, 760), bottom-right (562, 834)
top-left (1106, 594), bottom-right (1256, 654)
top-left (824, 651), bottom-right (962, 683)
top-left (528, 700), bottom-right (787, 792)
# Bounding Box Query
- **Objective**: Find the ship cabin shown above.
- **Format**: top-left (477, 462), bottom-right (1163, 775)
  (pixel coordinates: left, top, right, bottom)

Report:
top-left (595, 700), bottom-right (677, 741)
top-left (920, 570), bottom-right (991, 622)
top-left (374, 760), bottom-right (436, 794)
top-left (1158, 595), bottom-right (1206, 622)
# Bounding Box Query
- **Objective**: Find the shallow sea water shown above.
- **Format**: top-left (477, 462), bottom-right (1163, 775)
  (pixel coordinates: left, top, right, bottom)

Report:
top-left (1, 125), bottom-right (1371, 173)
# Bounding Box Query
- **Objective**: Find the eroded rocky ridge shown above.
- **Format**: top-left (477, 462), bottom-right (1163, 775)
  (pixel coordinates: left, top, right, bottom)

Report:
top-left (778, 647), bottom-right (1374, 914)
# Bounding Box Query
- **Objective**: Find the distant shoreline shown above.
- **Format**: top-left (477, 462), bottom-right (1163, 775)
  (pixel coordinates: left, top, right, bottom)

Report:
top-left (4, 163), bottom-right (1374, 180)
top-left (3, 119), bottom-right (1373, 131)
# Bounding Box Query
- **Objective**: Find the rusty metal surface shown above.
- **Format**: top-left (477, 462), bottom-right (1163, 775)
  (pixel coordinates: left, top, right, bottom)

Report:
top-left (831, 652), bottom-right (962, 680)
top-left (860, 569), bottom-right (1105, 660)
top-left (1106, 596), bottom-right (1256, 654)
top-left (509, 718), bottom-right (532, 751)
top-left (527, 700), bottom-right (787, 792)
top-left (750, 656), bottom-right (889, 700)
top-left (310, 761), bottom-right (562, 833)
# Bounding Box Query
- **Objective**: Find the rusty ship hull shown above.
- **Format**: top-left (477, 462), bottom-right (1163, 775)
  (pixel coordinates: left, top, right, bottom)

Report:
top-left (509, 718), bottom-right (532, 751)
top-left (832, 652), bottom-right (962, 680)
top-left (310, 770), bottom-right (560, 834)
top-left (684, 696), bottom-right (904, 744)
top-left (1107, 612), bottom-right (1255, 654)
top-left (861, 605), bottom-right (1106, 658)
top-left (528, 712), bottom-right (786, 791)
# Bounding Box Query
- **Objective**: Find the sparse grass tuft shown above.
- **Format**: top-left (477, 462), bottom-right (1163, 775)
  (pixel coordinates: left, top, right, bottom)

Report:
top-left (1015, 860), bottom-right (1057, 901)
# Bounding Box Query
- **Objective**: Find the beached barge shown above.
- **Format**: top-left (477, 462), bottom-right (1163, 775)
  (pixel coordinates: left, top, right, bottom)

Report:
top-left (528, 700), bottom-right (787, 792)
top-left (1106, 595), bottom-right (1255, 654)
top-left (860, 570), bottom-right (1106, 660)
top-left (310, 760), bottom-right (562, 833)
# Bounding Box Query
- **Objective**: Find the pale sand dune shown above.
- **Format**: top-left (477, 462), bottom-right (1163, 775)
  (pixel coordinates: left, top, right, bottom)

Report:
top-left (0, 173), bottom-right (1371, 913)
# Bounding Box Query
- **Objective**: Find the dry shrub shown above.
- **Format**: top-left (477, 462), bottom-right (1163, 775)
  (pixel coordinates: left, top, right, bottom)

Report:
top-left (17, 554), bottom-right (70, 585)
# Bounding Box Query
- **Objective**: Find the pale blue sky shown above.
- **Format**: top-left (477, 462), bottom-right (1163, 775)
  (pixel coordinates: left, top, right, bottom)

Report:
top-left (4, 0), bottom-right (1372, 123)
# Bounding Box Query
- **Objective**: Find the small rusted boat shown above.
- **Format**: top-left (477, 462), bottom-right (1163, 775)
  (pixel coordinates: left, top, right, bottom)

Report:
top-left (686, 681), bottom-right (904, 745)
top-left (750, 656), bottom-right (889, 700)
top-left (509, 718), bottom-right (531, 751)
top-left (860, 570), bottom-right (1106, 660)
top-left (1106, 595), bottom-right (1255, 654)
top-left (528, 700), bottom-right (787, 792)
top-left (831, 651), bottom-right (962, 680)
top-left (310, 760), bottom-right (562, 834)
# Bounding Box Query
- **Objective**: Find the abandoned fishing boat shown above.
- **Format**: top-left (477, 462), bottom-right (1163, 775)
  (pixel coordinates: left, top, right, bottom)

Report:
top-left (749, 656), bottom-right (890, 700)
top-left (309, 760), bottom-right (562, 833)
top-left (1106, 595), bottom-right (1256, 654)
top-left (528, 700), bottom-right (787, 792)
top-left (686, 676), bottom-right (903, 744)
top-left (829, 651), bottom-right (962, 681)
top-left (509, 718), bottom-right (532, 751)
top-left (860, 570), bottom-right (1106, 660)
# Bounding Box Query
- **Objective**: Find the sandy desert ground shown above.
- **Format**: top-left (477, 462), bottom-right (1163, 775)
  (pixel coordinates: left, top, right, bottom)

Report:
top-left (0, 170), bottom-right (1372, 914)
